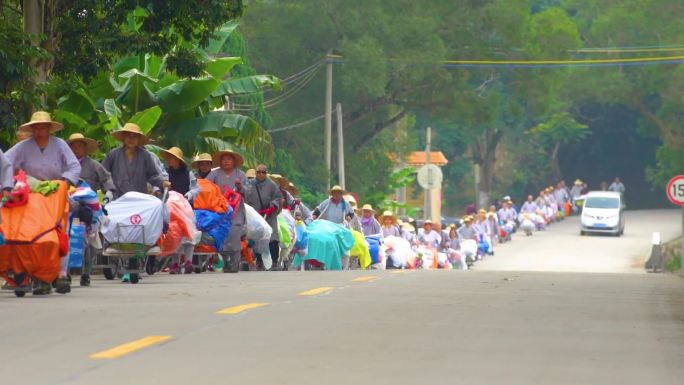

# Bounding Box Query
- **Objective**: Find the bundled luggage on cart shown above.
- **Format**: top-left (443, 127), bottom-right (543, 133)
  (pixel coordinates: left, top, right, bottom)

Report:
top-left (100, 190), bottom-right (167, 284)
top-left (0, 180), bottom-right (69, 297)
top-left (189, 179), bottom-right (233, 273)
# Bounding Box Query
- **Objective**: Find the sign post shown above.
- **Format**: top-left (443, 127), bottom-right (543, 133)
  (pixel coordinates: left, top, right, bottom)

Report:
top-left (666, 175), bottom-right (684, 276)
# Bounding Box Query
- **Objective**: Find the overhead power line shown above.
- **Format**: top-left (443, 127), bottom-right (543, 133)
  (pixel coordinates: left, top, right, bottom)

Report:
top-left (267, 114), bottom-right (326, 133)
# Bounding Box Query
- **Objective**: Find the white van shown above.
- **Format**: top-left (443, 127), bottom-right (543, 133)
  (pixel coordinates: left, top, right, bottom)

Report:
top-left (580, 191), bottom-right (625, 237)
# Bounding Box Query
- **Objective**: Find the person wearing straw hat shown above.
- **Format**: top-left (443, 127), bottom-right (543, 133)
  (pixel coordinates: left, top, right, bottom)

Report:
top-left (160, 146), bottom-right (196, 196)
top-left (400, 222), bottom-right (417, 245)
top-left (417, 219), bottom-right (441, 249)
top-left (102, 123), bottom-right (169, 199)
top-left (244, 164), bottom-right (283, 270)
top-left (457, 216), bottom-right (478, 242)
top-left (205, 148), bottom-right (248, 272)
top-left (5, 111), bottom-right (81, 294)
top-left (67, 133), bottom-right (115, 195)
top-left (6, 111), bottom-right (81, 186)
top-left (206, 148), bottom-right (246, 194)
top-left (380, 210), bottom-right (401, 238)
top-left (245, 169), bottom-right (257, 185)
top-left (191, 153), bottom-right (214, 179)
top-left (311, 185), bottom-right (355, 225)
top-left (359, 204), bottom-right (381, 236)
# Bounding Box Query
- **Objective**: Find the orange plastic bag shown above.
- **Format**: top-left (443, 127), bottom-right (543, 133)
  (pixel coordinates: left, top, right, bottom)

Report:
top-left (193, 179), bottom-right (228, 213)
top-left (0, 181), bottom-right (68, 285)
top-left (241, 240), bottom-right (254, 265)
top-left (160, 211), bottom-right (193, 256)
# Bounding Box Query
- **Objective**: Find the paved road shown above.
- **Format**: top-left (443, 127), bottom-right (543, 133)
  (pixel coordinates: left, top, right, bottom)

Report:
top-left (2, 210), bottom-right (683, 385)
top-left (476, 210), bottom-right (681, 273)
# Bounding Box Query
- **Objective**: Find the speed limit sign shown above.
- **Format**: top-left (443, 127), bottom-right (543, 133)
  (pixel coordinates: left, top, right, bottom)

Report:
top-left (667, 175), bottom-right (684, 206)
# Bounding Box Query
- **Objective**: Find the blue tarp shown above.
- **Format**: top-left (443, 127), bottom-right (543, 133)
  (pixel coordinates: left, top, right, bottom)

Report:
top-left (194, 207), bottom-right (233, 252)
top-left (292, 219), bottom-right (354, 270)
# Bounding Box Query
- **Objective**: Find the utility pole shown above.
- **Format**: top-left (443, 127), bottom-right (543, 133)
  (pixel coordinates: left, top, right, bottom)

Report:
top-left (424, 127), bottom-right (432, 220)
top-left (324, 51), bottom-right (333, 190)
top-left (336, 103), bottom-right (346, 190)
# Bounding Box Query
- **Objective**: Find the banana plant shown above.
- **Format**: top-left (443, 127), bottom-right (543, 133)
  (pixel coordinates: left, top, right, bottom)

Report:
top-left (53, 48), bottom-right (280, 164)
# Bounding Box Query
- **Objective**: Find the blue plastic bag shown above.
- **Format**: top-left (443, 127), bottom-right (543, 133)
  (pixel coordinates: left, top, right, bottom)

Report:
top-left (68, 223), bottom-right (87, 269)
top-left (194, 208), bottom-right (233, 252)
top-left (366, 235), bottom-right (382, 264)
top-left (294, 222), bottom-right (309, 250)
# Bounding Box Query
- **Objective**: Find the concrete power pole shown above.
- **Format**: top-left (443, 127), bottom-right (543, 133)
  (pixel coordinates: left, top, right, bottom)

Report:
top-left (324, 52), bottom-right (333, 190)
top-left (424, 127), bottom-right (432, 220)
top-left (336, 103), bottom-right (346, 190)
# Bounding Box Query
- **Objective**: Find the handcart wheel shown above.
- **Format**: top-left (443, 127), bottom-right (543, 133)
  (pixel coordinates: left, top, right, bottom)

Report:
top-left (129, 273), bottom-right (140, 284)
top-left (194, 267), bottom-right (202, 274)
top-left (14, 290), bottom-right (25, 298)
top-left (145, 257), bottom-right (157, 276)
top-left (103, 268), bottom-right (115, 280)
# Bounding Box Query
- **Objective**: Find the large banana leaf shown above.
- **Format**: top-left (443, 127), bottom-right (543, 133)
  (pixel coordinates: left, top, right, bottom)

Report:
top-left (205, 20), bottom-right (240, 55)
top-left (155, 77), bottom-right (220, 112)
top-left (212, 75), bottom-right (282, 97)
top-left (57, 89), bottom-right (96, 119)
top-left (129, 106), bottom-right (162, 134)
top-left (117, 69), bottom-right (158, 112)
top-left (166, 111), bottom-right (270, 148)
top-left (205, 57), bottom-right (242, 80)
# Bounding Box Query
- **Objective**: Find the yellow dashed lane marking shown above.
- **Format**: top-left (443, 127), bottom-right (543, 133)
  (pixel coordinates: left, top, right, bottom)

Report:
top-left (352, 276), bottom-right (378, 282)
top-left (216, 302), bottom-right (270, 315)
top-left (391, 270), bottom-right (411, 274)
top-left (90, 336), bottom-right (172, 359)
top-left (299, 287), bottom-right (334, 296)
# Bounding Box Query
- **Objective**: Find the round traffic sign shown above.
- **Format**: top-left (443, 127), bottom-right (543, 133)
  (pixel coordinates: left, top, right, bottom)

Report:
top-left (666, 175), bottom-right (684, 206)
top-left (417, 164), bottom-right (443, 189)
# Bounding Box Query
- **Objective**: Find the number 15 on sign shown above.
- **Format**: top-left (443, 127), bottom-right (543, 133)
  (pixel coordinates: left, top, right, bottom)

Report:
top-left (667, 175), bottom-right (684, 206)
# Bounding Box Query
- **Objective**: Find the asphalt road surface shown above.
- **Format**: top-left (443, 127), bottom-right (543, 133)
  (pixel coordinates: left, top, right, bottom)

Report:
top-left (476, 209), bottom-right (681, 273)
top-left (1, 210), bottom-right (683, 385)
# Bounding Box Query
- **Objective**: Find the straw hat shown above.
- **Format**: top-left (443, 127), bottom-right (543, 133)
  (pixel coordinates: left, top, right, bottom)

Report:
top-left (67, 133), bottom-right (98, 154)
top-left (19, 111), bottom-right (64, 133)
top-left (423, 219), bottom-right (433, 225)
top-left (287, 182), bottom-right (300, 197)
top-left (245, 169), bottom-right (257, 178)
top-left (330, 185), bottom-right (346, 194)
top-left (380, 210), bottom-right (397, 223)
top-left (574, 179), bottom-right (583, 185)
top-left (361, 204), bottom-right (375, 213)
top-left (463, 215), bottom-right (474, 223)
top-left (401, 222), bottom-right (415, 232)
top-left (212, 149), bottom-right (244, 168)
top-left (112, 123), bottom-right (149, 144)
top-left (478, 209), bottom-right (487, 215)
top-left (191, 153), bottom-right (212, 168)
top-left (160, 147), bottom-right (186, 165)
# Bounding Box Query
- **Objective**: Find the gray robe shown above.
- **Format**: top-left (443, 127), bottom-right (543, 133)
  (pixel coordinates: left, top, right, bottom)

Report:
top-left (244, 178), bottom-right (282, 242)
top-left (360, 217), bottom-right (382, 237)
top-left (0, 149), bottom-right (14, 191)
top-left (205, 168), bottom-right (247, 226)
top-left (79, 156), bottom-right (115, 192)
top-left (102, 147), bottom-right (166, 199)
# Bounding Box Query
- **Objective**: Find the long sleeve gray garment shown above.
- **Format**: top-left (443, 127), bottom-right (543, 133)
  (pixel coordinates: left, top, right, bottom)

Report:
top-left (314, 198), bottom-right (354, 224)
top-left (205, 168), bottom-right (248, 226)
top-left (457, 225), bottom-right (477, 241)
top-left (244, 178), bottom-right (283, 242)
top-left (0, 149), bottom-right (14, 190)
top-left (102, 146), bottom-right (166, 199)
top-left (382, 225), bottom-right (401, 238)
top-left (520, 201), bottom-right (538, 214)
top-left (79, 156), bottom-right (115, 192)
top-left (6, 136), bottom-right (81, 185)
top-left (360, 217), bottom-right (382, 237)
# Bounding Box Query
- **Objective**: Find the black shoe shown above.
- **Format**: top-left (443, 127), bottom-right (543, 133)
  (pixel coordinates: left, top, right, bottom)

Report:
top-left (80, 274), bottom-right (91, 287)
top-left (55, 277), bottom-right (71, 294)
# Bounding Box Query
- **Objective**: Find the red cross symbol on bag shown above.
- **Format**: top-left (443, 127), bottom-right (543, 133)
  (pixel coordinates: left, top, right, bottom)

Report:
top-left (130, 214), bottom-right (142, 225)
